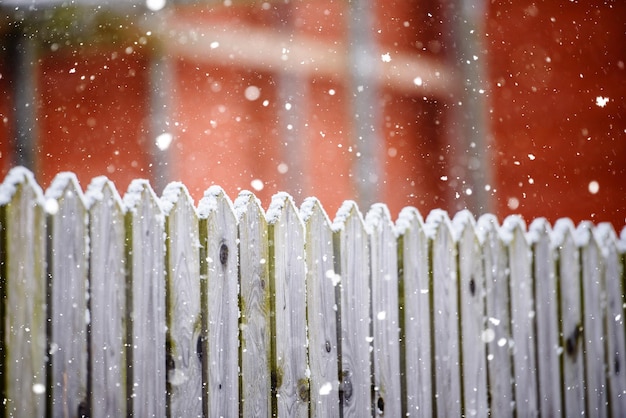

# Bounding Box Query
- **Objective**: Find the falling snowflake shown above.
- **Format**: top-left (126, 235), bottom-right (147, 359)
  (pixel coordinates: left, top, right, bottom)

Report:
top-left (595, 96), bottom-right (609, 107)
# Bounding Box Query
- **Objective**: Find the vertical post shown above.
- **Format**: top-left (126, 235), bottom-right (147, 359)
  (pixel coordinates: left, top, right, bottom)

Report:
top-left (347, 0), bottom-right (382, 208)
top-left (8, 28), bottom-right (38, 170)
top-left (445, 0), bottom-right (492, 214)
top-left (148, 49), bottom-right (173, 192)
top-left (276, 5), bottom-right (308, 200)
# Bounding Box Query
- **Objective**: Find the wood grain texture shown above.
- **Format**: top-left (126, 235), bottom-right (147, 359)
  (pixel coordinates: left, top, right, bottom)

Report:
top-left (455, 211), bottom-right (488, 417)
top-left (554, 219), bottom-right (585, 417)
top-left (529, 219), bottom-right (561, 417)
top-left (579, 223), bottom-right (608, 418)
top-left (200, 187), bottom-right (240, 417)
top-left (301, 198), bottom-right (340, 417)
top-left (0, 169), bottom-right (47, 417)
top-left (86, 177), bottom-right (127, 418)
top-left (479, 215), bottom-right (514, 417)
top-left (124, 180), bottom-right (167, 417)
top-left (397, 207), bottom-right (432, 418)
top-left (504, 217), bottom-right (538, 417)
top-left (46, 173), bottom-right (89, 418)
top-left (596, 225), bottom-right (626, 417)
top-left (333, 201), bottom-right (372, 418)
top-left (427, 210), bottom-right (461, 417)
top-left (236, 191), bottom-right (271, 418)
top-left (267, 194), bottom-right (309, 418)
top-left (366, 204), bottom-right (401, 417)
top-left (163, 183), bottom-right (202, 417)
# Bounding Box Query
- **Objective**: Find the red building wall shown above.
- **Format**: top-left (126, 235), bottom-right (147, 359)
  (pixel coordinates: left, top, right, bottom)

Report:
top-left (487, 1), bottom-right (626, 226)
top-left (1, 1), bottom-right (624, 228)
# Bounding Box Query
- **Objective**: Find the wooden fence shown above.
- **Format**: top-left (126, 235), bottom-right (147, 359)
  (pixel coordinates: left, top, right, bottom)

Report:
top-left (1, 166), bottom-right (625, 417)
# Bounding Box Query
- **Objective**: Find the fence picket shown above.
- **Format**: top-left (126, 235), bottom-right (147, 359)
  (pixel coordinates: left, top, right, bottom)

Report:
top-left (397, 207), bottom-right (432, 417)
top-left (333, 201), bottom-right (372, 417)
top-left (553, 219), bottom-right (585, 416)
top-left (162, 183), bottom-right (203, 417)
top-left (267, 193), bottom-right (309, 417)
top-left (426, 209), bottom-right (461, 417)
top-left (123, 179), bottom-right (167, 417)
top-left (301, 198), bottom-right (340, 417)
top-left (366, 203), bottom-right (402, 417)
top-left (199, 186), bottom-right (240, 416)
top-left (45, 173), bottom-right (90, 417)
top-left (454, 210), bottom-right (488, 417)
top-left (0, 168), bottom-right (47, 417)
top-left (479, 214), bottom-right (514, 416)
top-left (529, 218), bottom-right (562, 416)
top-left (236, 191), bottom-right (272, 417)
top-left (596, 224), bottom-right (626, 416)
top-left (85, 176), bottom-right (127, 417)
top-left (1, 168), bottom-right (626, 417)
top-left (502, 216), bottom-right (538, 416)
top-left (579, 222), bottom-right (608, 417)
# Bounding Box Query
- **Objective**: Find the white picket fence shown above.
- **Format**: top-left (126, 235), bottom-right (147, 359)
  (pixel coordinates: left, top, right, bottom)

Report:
top-left (1, 166), bottom-right (625, 417)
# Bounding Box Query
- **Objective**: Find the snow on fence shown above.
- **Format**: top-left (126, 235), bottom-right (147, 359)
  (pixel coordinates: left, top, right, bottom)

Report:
top-left (1, 166), bottom-right (625, 417)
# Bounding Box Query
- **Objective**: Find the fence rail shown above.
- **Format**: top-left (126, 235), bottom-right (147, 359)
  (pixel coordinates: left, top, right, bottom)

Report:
top-left (1, 167), bottom-right (625, 417)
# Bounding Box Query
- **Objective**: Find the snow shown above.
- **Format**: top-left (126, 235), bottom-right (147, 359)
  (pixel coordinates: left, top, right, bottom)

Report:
top-left (197, 185), bottom-right (234, 219)
top-left (44, 172), bottom-right (87, 214)
top-left (527, 218), bottom-right (551, 244)
top-left (588, 180), bottom-right (600, 194)
top-left (0, 166), bottom-right (44, 206)
top-left (123, 179), bottom-right (162, 213)
top-left (244, 86), bottom-right (261, 101)
top-left (594, 222), bottom-right (617, 258)
top-left (364, 203), bottom-right (395, 236)
top-left (551, 218), bottom-right (575, 249)
top-left (573, 221), bottom-right (594, 247)
top-left (160, 181), bottom-right (194, 215)
top-left (331, 200), bottom-right (363, 232)
top-left (395, 206), bottom-right (424, 236)
top-left (155, 132), bottom-right (173, 151)
top-left (499, 215), bottom-right (527, 245)
top-left (451, 209), bottom-right (476, 238)
top-left (423, 209), bottom-right (453, 240)
top-left (476, 214), bottom-right (499, 243)
top-left (233, 190), bottom-right (262, 221)
top-left (299, 197), bottom-right (331, 225)
top-left (85, 176), bottom-right (124, 211)
top-left (266, 192), bottom-right (297, 224)
top-left (595, 96), bottom-right (609, 107)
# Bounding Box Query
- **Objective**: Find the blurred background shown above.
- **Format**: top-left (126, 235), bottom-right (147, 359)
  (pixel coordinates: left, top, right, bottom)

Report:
top-left (1, 0), bottom-right (624, 227)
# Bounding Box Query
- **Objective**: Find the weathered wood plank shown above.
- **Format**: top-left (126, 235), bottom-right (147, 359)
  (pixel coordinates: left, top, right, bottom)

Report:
top-left (425, 209), bottom-right (461, 417)
top-left (0, 167), bottom-right (47, 417)
top-left (45, 173), bottom-right (90, 417)
top-left (553, 218), bottom-right (585, 417)
top-left (267, 193), bottom-right (309, 417)
top-left (529, 218), bottom-right (562, 417)
top-left (198, 186), bottom-right (240, 417)
top-left (123, 180), bottom-right (167, 417)
top-left (397, 207), bottom-right (432, 417)
top-left (300, 198), bottom-right (340, 417)
top-left (162, 182), bottom-right (202, 417)
top-left (333, 201), bottom-right (372, 417)
top-left (596, 224), bottom-right (626, 417)
top-left (235, 191), bottom-right (271, 417)
top-left (578, 222), bottom-right (608, 417)
top-left (478, 214), bottom-right (514, 417)
top-left (85, 176), bottom-right (127, 418)
top-left (366, 203), bottom-right (402, 417)
top-left (453, 210), bottom-right (488, 417)
top-left (501, 216), bottom-right (538, 417)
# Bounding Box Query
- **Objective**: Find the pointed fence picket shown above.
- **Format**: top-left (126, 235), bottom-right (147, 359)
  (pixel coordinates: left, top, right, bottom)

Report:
top-left (46, 173), bottom-right (90, 417)
top-left (1, 167), bottom-right (626, 417)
